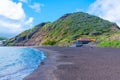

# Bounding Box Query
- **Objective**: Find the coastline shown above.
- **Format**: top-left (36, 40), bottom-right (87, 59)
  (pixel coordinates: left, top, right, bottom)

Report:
top-left (24, 46), bottom-right (120, 80)
top-left (23, 47), bottom-right (61, 80)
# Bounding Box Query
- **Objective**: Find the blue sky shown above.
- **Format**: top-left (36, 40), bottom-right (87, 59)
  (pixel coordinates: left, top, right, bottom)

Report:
top-left (16, 0), bottom-right (95, 25)
top-left (32, 0), bottom-right (95, 23)
top-left (0, 0), bottom-right (119, 38)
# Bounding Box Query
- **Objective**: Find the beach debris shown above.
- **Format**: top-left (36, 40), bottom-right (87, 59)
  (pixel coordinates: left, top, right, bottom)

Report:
top-left (40, 61), bottom-right (45, 65)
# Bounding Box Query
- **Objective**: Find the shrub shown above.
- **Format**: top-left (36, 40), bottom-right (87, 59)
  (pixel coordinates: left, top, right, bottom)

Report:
top-left (42, 40), bottom-right (56, 45)
top-left (97, 40), bottom-right (120, 47)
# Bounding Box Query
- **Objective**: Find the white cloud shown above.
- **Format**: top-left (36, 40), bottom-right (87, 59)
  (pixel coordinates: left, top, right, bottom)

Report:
top-left (24, 17), bottom-right (34, 28)
top-left (0, 0), bottom-right (25, 20)
top-left (0, 0), bottom-right (33, 37)
top-left (29, 3), bottom-right (44, 12)
top-left (88, 0), bottom-right (120, 26)
top-left (19, 0), bottom-right (44, 13)
top-left (19, 0), bottom-right (28, 3)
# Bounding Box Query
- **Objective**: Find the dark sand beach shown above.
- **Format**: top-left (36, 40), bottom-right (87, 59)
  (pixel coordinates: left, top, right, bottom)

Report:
top-left (24, 46), bottom-right (120, 80)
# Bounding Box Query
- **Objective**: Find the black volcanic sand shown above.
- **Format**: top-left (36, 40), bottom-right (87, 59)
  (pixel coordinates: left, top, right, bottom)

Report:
top-left (24, 46), bottom-right (120, 80)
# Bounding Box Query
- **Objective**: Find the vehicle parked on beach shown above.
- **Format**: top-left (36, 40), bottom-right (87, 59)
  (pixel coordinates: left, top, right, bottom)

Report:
top-left (76, 41), bottom-right (83, 47)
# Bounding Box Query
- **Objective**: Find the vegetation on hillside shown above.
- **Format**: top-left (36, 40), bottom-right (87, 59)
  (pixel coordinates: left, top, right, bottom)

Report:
top-left (97, 32), bottom-right (120, 47)
top-left (0, 36), bottom-right (7, 40)
top-left (5, 12), bottom-right (120, 46)
top-left (39, 12), bottom-right (118, 46)
top-left (97, 40), bottom-right (120, 48)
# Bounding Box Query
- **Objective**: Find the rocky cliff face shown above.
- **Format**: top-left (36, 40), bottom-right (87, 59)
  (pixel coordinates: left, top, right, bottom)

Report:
top-left (6, 22), bottom-right (48, 46)
top-left (6, 12), bottom-right (120, 46)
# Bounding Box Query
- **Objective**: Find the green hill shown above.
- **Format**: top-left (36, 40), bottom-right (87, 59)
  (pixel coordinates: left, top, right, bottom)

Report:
top-left (0, 36), bottom-right (7, 40)
top-left (5, 12), bottom-right (120, 46)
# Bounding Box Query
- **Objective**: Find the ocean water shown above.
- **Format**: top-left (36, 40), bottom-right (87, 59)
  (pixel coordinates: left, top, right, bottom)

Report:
top-left (0, 47), bottom-right (46, 80)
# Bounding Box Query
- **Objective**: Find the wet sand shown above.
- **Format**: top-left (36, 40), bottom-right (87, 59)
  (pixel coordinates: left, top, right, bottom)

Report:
top-left (24, 46), bottom-right (120, 80)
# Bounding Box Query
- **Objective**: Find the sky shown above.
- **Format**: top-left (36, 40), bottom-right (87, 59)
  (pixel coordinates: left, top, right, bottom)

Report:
top-left (0, 0), bottom-right (119, 38)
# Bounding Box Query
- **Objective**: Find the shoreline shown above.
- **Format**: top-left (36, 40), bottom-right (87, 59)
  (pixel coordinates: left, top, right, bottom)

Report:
top-left (24, 46), bottom-right (120, 80)
top-left (24, 47), bottom-right (61, 80)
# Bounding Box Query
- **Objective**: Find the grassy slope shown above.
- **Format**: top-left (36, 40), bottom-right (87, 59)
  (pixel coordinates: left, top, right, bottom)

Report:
top-left (40, 12), bottom-right (118, 46)
top-left (6, 12), bottom-right (120, 46)
top-left (97, 31), bottom-right (120, 47)
top-left (0, 36), bottom-right (7, 40)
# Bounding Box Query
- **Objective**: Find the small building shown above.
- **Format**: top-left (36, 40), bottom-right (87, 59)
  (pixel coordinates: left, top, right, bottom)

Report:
top-left (76, 37), bottom-right (95, 47)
